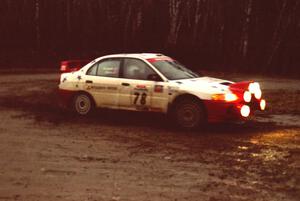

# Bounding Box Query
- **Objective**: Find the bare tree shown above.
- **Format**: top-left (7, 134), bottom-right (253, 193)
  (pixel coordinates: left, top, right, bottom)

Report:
top-left (167, 0), bottom-right (184, 46)
top-left (34, 0), bottom-right (40, 54)
top-left (0, 0), bottom-right (299, 75)
top-left (240, 0), bottom-right (253, 58)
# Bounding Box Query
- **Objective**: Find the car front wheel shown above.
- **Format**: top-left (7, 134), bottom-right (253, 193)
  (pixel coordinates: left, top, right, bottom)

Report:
top-left (173, 99), bottom-right (206, 129)
top-left (73, 93), bottom-right (94, 115)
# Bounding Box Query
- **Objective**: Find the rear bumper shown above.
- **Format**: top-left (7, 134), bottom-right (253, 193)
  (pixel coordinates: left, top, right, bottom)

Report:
top-left (203, 100), bottom-right (260, 122)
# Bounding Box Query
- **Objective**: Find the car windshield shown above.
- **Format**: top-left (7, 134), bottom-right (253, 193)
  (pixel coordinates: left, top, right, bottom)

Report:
top-left (150, 60), bottom-right (201, 80)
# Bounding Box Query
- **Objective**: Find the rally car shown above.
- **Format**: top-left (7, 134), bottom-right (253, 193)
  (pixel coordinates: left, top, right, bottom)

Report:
top-left (58, 53), bottom-right (266, 129)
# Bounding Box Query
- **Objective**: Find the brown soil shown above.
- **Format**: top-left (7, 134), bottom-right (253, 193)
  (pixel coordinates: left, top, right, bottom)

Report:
top-left (0, 73), bottom-right (299, 201)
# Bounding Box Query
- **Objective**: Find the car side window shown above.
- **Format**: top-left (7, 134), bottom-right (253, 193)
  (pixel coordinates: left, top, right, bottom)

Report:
top-left (86, 59), bottom-right (121, 78)
top-left (97, 59), bottom-right (120, 77)
top-left (122, 58), bottom-right (158, 80)
top-left (86, 63), bottom-right (98, 75)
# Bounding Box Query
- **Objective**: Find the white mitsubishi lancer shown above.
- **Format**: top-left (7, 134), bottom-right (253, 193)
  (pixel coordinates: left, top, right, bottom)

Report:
top-left (59, 53), bottom-right (266, 129)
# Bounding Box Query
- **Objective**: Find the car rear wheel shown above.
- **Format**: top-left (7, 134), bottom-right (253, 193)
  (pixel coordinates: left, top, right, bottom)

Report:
top-left (173, 98), bottom-right (206, 129)
top-left (73, 93), bottom-right (94, 115)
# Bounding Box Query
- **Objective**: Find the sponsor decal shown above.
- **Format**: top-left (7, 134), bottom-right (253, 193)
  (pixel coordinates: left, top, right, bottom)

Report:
top-left (134, 85), bottom-right (148, 92)
top-left (107, 86), bottom-right (117, 90)
top-left (154, 85), bottom-right (163, 93)
top-left (132, 88), bottom-right (149, 110)
top-left (147, 57), bottom-right (173, 63)
top-left (133, 91), bottom-right (147, 105)
top-left (136, 84), bottom-right (146, 89)
top-left (92, 86), bottom-right (106, 90)
top-left (87, 86), bottom-right (117, 90)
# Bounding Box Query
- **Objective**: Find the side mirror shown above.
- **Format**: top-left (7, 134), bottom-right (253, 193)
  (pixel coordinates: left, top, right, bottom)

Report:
top-left (147, 74), bottom-right (162, 81)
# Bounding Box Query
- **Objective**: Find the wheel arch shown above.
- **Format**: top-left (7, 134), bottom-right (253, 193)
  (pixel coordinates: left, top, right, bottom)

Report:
top-left (168, 93), bottom-right (207, 117)
top-left (72, 90), bottom-right (96, 107)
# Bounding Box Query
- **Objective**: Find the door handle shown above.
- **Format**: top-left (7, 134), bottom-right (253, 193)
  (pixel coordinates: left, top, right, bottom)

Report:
top-left (122, 83), bottom-right (130, 86)
top-left (86, 80), bottom-right (93, 84)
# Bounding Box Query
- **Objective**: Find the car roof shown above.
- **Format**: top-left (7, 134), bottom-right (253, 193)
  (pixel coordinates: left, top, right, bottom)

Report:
top-left (98, 53), bottom-right (167, 60)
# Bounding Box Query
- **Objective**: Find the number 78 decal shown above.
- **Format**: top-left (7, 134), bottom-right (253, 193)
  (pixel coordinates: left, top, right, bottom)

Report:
top-left (133, 92), bottom-right (147, 105)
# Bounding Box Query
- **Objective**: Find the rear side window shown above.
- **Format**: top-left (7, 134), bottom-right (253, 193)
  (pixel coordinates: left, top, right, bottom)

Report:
top-left (98, 60), bottom-right (120, 77)
top-left (86, 63), bottom-right (98, 75)
top-left (86, 59), bottom-right (121, 78)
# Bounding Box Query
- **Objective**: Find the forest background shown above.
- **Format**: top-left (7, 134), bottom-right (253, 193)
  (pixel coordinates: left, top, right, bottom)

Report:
top-left (0, 0), bottom-right (299, 75)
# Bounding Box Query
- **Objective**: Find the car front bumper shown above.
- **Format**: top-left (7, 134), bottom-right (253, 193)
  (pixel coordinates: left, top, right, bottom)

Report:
top-left (203, 99), bottom-right (264, 122)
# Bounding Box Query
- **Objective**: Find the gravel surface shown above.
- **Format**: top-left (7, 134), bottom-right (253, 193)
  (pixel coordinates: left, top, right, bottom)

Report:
top-left (0, 73), bottom-right (299, 201)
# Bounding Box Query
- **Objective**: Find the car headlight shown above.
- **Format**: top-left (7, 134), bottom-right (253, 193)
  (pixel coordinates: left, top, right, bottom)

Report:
top-left (243, 91), bottom-right (252, 102)
top-left (212, 93), bottom-right (238, 102)
top-left (248, 82), bottom-right (260, 93)
top-left (240, 105), bottom-right (250, 117)
top-left (254, 89), bottom-right (262, 99)
top-left (260, 99), bottom-right (266, 110)
top-left (249, 82), bottom-right (262, 99)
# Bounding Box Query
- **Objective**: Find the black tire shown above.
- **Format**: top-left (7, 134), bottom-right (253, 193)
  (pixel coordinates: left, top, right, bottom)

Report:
top-left (72, 93), bottom-right (94, 115)
top-left (172, 98), bottom-right (206, 129)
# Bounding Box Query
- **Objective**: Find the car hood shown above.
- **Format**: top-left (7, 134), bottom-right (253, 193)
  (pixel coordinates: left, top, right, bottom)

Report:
top-left (169, 76), bottom-right (234, 95)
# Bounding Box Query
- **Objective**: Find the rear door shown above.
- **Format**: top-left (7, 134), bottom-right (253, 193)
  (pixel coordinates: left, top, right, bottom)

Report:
top-left (84, 58), bottom-right (121, 108)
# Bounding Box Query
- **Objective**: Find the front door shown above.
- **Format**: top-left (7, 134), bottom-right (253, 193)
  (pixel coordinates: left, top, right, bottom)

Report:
top-left (118, 58), bottom-right (168, 112)
top-left (119, 78), bottom-right (153, 111)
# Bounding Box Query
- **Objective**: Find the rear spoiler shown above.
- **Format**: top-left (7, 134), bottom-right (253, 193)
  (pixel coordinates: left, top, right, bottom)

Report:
top-left (60, 59), bottom-right (90, 73)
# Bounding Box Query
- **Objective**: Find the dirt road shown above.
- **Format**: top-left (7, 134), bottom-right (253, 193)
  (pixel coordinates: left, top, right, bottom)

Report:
top-left (0, 73), bottom-right (299, 201)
